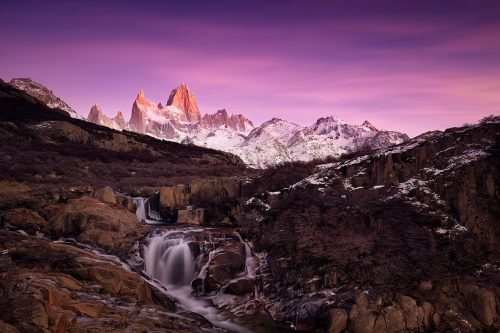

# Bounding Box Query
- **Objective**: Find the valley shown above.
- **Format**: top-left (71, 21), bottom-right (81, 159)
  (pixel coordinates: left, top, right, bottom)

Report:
top-left (0, 78), bottom-right (499, 333)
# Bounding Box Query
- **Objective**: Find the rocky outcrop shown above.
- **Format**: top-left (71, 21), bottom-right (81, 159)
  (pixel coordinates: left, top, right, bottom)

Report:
top-left (129, 90), bottom-right (162, 133)
top-left (201, 109), bottom-right (254, 133)
top-left (166, 83), bottom-right (201, 122)
top-left (0, 231), bottom-right (218, 333)
top-left (190, 178), bottom-right (241, 202)
top-left (239, 120), bottom-right (500, 331)
top-left (159, 185), bottom-right (190, 208)
top-left (177, 208), bottom-right (204, 225)
top-left (41, 196), bottom-right (147, 251)
top-left (205, 242), bottom-right (246, 292)
top-left (9, 77), bottom-right (80, 119)
top-left (3, 208), bottom-right (47, 234)
top-left (92, 185), bottom-right (116, 205)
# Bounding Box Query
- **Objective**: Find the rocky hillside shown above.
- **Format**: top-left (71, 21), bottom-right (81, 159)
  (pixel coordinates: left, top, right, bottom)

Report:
top-left (238, 117), bottom-right (500, 331)
top-left (0, 79), bottom-right (247, 210)
top-left (9, 77), bottom-right (82, 119)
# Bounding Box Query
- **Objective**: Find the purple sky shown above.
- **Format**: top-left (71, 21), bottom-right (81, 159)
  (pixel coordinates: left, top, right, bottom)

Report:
top-left (1, 0), bottom-right (499, 137)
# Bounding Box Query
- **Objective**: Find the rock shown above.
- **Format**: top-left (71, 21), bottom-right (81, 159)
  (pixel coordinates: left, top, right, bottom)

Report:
top-left (350, 309), bottom-right (377, 333)
top-left (190, 178), bottom-right (241, 202)
top-left (201, 109), bottom-right (253, 133)
top-left (47, 307), bottom-right (77, 333)
top-left (206, 242), bottom-right (245, 291)
top-left (66, 301), bottom-right (103, 318)
top-left (29, 301), bottom-right (49, 329)
top-left (0, 320), bottom-right (19, 333)
top-left (116, 194), bottom-right (135, 212)
top-left (177, 208), bottom-right (204, 225)
top-left (166, 83), bottom-right (201, 122)
top-left (328, 308), bottom-right (348, 333)
top-left (460, 285), bottom-right (497, 325)
top-left (43, 197), bottom-right (146, 250)
top-left (3, 208), bottom-right (47, 233)
top-left (380, 306), bottom-right (405, 333)
top-left (93, 186), bottom-right (116, 205)
top-left (224, 278), bottom-right (253, 295)
top-left (396, 294), bottom-right (419, 329)
top-left (159, 185), bottom-right (190, 208)
top-left (419, 280), bottom-right (432, 291)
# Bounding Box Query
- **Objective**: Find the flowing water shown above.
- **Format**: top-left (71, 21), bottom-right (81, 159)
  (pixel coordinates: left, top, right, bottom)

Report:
top-left (143, 228), bottom-right (249, 332)
top-left (133, 197), bottom-right (165, 225)
top-left (133, 196), bottom-right (291, 332)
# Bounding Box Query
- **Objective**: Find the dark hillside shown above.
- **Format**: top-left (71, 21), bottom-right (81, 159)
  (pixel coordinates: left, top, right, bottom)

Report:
top-left (0, 79), bottom-right (249, 209)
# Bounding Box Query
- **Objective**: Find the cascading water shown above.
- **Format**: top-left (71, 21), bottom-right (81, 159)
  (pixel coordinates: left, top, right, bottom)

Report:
top-left (144, 237), bottom-right (195, 286)
top-left (133, 197), bottom-right (164, 225)
top-left (143, 229), bottom-right (249, 333)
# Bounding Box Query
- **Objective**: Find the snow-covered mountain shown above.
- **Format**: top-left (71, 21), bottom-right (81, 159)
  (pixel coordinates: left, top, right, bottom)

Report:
top-left (14, 78), bottom-right (405, 168)
top-left (84, 83), bottom-right (408, 168)
top-left (231, 117), bottom-right (408, 168)
top-left (9, 78), bottom-right (82, 119)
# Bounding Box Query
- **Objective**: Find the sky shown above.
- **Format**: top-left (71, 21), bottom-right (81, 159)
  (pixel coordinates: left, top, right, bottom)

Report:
top-left (1, 0), bottom-right (499, 137)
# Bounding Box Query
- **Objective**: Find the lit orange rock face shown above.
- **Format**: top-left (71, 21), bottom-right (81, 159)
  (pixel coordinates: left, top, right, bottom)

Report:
top-left (129, 90), bottom-right (159, 133)
top-left (166, 83), bottom-right (201, 122)
top-left (201, 108), bottom-right (254, 132)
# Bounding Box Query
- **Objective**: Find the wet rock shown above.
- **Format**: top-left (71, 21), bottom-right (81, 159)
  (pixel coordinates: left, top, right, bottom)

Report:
top-left (92, 185), bottom-right (116, 205)
top-left (224, 277), bottom-right (253, 295)
top-left (206, 242), bottom-right (245, 291)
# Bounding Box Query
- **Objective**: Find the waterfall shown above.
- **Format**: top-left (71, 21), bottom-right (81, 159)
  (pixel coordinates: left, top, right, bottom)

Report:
top-left (144, 236), bottom-right (195, 286)
top-left (133, 197), bottom-right (148, 221)
top-left (133, 197), bottom-right (164, 225)
top-left (235, 233), bottom-right (257, 279)
top-left (142, 229), bottom-right (250, 333)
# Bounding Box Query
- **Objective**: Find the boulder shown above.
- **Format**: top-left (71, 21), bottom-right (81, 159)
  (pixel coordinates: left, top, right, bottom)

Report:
top-left (460, 285), bottom-right (497, 325)
top-left (177, 208), bottom-right (204, 225)
top-left (116, 194), bottom-right (135, 212)
top-left (206, 242), bottom-right (245, 291)
top-left (328, 308), bottom-right (348, 333)
top-left (159, 185), bottom-right (190, 208)
top-left (43, 197), bottom-right (146, 250)
top-left (224, 277), bottom-right (253, 295)
top-left (93, 186), bottom-right (116, 205)
top-left (3, 208), bottom-right (47, 233)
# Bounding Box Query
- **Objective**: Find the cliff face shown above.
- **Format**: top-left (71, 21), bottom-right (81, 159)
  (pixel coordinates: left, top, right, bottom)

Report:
top-left (166, 83), bottom-right (201, 122)
top-left (239, 119), bottom-right (500, 331)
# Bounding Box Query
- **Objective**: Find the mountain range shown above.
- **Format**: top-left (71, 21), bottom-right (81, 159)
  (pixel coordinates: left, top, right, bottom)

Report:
top-left (8, 78), bottom-right (409, 168)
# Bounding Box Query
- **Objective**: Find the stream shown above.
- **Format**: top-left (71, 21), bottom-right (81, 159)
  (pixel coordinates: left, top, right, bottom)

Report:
top-left (134, 197), bottom-right (292, 333)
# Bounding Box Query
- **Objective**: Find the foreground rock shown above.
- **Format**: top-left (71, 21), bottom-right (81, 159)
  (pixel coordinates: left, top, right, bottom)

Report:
top-left (41, 196), bottom-right (149, 251)
top-left (0, 231), bottom-right (224, 333)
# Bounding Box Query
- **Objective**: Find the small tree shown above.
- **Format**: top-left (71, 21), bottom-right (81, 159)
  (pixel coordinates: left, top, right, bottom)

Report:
top-left (479, 114), bottom-right (496, 124)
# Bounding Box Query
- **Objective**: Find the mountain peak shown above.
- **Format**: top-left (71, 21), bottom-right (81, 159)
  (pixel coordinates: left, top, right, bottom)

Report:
top-left (167, 83), bottom-right (201, 122)
top-left (201, 108), bottom-right (253, 133)
top-left (362, 120), bottom-right (378, 132)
